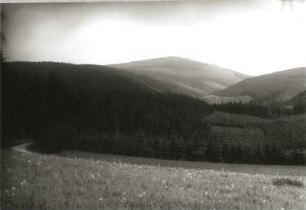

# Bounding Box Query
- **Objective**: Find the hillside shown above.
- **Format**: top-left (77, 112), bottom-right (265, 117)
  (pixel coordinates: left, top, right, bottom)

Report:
top-left (109, 57), bottom-right (250, 98)
top-left (205, 112), bottom-right (306, 164)
top-left (211, 67), bottom-right (306, 103)
top-left (288, 90), bottom-right (306, 107)
top-left (2, 62), bottom-right (155, 93)
top-left (2, 61), bottom-right (212, 154)
top-left (291, 90), bottom-right (306, 104)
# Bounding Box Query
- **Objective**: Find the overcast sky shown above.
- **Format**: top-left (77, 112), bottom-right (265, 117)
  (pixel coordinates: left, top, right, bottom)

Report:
top-left (2, 0), bottom-right (306, 75)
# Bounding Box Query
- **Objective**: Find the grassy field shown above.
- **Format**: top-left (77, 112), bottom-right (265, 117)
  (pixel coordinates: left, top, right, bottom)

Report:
top-left (1, 149), bottom-right (306, 209)
top-left (60, 150), bottom-right (306, 176)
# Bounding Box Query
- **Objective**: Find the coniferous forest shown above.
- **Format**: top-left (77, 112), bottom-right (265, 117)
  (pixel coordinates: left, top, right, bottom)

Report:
top-left (1, 61), bottom-right (306, 165)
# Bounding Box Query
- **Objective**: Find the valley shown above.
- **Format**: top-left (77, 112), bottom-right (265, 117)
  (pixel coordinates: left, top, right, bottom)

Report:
top-left (2, 60), bottom-right (305, 165)
top-left (1, 58), bottom-right (306, 210)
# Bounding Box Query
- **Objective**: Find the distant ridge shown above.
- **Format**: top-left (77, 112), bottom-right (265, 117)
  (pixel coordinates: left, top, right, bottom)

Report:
top-left (109, 57), bottom-right (250, 98)
top-left (205, 67), bottom-right (306, 103)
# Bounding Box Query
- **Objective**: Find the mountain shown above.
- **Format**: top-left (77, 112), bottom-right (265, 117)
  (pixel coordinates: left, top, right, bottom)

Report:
top-left (207, 67), bottom-right (306, 104)
top-left (109, 57), bottom-right (250, 98)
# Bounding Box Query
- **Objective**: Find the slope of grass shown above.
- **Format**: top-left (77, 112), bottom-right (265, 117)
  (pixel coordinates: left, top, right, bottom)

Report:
top-left (110, 56), bottom-right (250, 97)
top-left (1, 150), bottom-right (306, 209)
top-left (215, 67), bottom-right (306, 101)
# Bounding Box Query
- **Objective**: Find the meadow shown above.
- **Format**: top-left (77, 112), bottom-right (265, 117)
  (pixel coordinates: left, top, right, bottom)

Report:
top-left (1, 149), bottom-right (306, 209)
top-left (60, 150), bottom-right (306, 176)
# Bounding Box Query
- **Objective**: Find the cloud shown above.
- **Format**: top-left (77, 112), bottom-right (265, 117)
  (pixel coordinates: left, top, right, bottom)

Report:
top-left (2, 1), bottom-right (306, 75)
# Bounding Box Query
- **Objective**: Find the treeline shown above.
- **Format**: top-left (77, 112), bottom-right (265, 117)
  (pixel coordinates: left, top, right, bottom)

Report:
top-left (211, 99), bottom-right (306, 118)
top-left (211, 102), bottom-right (284, 118)
top-left (2, 61), bottom-right (305, 165)
top-left (205, 137), bottom-right (305, 165)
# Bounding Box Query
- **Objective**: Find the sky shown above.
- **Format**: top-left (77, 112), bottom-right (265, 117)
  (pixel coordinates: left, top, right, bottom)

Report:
top-left (2, 0), bottom-right (306, 76)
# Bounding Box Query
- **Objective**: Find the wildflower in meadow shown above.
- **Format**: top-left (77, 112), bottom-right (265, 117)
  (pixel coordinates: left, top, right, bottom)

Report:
top-left (20, 179), bottom-right (28, 187)
top-left (139, 191), bottom-right (146, 198)
top-left (121, 197), bottom-right (127, 203)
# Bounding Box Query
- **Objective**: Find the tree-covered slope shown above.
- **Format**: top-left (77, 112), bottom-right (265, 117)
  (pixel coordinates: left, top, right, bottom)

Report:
top-left (205, 112), bottom-right (306, 164)
top-left (1, 61), bottom-right (211, 157)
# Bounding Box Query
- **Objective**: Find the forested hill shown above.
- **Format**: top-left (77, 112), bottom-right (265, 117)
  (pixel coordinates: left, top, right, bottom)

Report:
top-left (2, 62), bottom-right (155, 93)
top-left (2, 61), bottom-right (211, 151)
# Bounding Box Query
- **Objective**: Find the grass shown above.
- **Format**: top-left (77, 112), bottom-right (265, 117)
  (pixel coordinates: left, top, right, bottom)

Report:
top-left (61, 150), bottom-right (306, 176)
top-left (1, 149), bottom-right (306, 209)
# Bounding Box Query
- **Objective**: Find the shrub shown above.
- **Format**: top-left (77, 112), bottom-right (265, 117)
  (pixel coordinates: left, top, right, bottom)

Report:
top-left (272, 178), bottom-right (304, 188)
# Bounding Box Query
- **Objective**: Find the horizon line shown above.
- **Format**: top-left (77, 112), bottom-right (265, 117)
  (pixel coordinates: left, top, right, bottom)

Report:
top-left (4, 57), bottom-right (306, 77)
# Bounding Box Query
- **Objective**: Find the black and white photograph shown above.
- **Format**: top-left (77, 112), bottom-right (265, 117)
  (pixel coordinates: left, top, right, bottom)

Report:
top-left (1, 0), bottom-right (306, 209)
